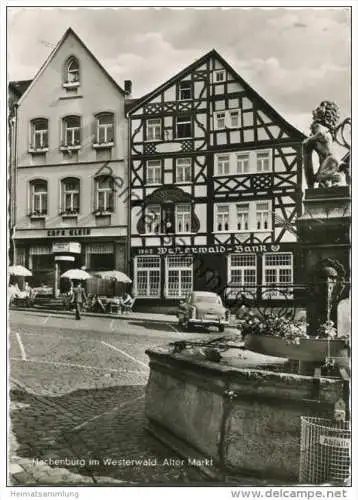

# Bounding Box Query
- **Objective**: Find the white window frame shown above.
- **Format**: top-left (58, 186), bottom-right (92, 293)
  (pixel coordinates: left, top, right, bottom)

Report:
top-left (213, 109), bottom-right (241, 130)
top-left (175, 204), bottom-right (191, 234)
top-left (66, 58), bottom-right (79, 83)
top-left (30, 181), bottom-right (48, 216)
top-left (214, 70), bottom-right (225, 82)
top-left (62, 116), bottom-right (81, 147)
top-left (262, 252), bottom-right (293, 299)
top-left (176, 158), bottom-right (192, 184)
top-left (227, 109), bottom-right (241, 128)
top-left (227, 254), bottom-right (257, 299)
top-left (216, 154), bottom-right (231, 176)
top-left (62, 178), bottom-right (80, 214)
top-left (96, 114), bottom-right (114, 145)
top-left (214, 200), bottom-right (272, 233)
top-left (214, 149), bottom-right (272, 176)
top-left (214, 111), bottom-right (226, 130)
top-left (165, 255), bottom-right (193, 298)
top-left (256, 150), bottom-right (271, 173)
top-left (135, 256), bottom-right (161, 298)
top-left (215, 204), bottom-right (230, 232)
top-left (146, 160), bottom-right (162, 185)
top-left (95, 176), bottom-right (114, 212)
top-left (145, 205), bottom-right (161, 234)
top-left (255, 201), bottom-right (271, 231)
top-left (236, 203), bottom-right (250, 232)
top-left (179, 81), bottom-right (192, 100)
top-left (236, 153), bottom-right (250, 174)
top-left (30, 119), bottom-right (48, 150)
top-left (146, 118), bottom-right (161, 142)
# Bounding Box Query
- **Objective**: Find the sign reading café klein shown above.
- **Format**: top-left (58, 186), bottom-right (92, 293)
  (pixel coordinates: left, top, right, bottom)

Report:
top-left (47, 228), bottom-right (91, 237)
top-left (136, 244), bottom-right (281, 256)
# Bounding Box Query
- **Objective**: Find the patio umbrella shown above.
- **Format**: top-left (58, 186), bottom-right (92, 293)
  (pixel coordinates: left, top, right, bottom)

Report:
top-left (61, 269), bottom-right (92, 280)
top-left (94, 270), bottom-right (132, 283)
top-left (9, 265), bottom-right (32, 277)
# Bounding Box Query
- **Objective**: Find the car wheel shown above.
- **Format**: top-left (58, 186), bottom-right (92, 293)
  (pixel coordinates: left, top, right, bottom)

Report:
top-left (218, 325), bottom-right (225, 333)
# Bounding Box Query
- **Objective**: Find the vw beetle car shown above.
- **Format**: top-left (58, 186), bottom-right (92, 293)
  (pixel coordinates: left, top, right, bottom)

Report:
top-left (177, 291), bottom-right (230, 332)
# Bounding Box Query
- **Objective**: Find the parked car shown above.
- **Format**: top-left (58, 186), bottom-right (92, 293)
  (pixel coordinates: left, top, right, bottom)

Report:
top-left (177, 291), bottom-right (230, 332)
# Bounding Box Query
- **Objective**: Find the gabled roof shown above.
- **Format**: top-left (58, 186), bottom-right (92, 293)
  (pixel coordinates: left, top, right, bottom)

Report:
top-left (17, 27), bottom-right (124, 107)
top-left (128, 49), bottom-right (306, 140)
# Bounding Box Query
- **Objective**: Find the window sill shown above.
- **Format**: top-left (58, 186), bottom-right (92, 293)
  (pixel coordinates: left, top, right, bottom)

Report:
top-left (94, 211), bottom-right (113, 217)
top-left (93, 142), bottom-right (114, 149)
top-left (60, 145), bottom-right (81, 151)
top-left (63, 82), bottom-right (80, 89)
top-left (176, 181), bottom-right (192, 185)
top-left (29, 214), bottom-right (47, 219)
top-left (60, 213), bottom-right (79, 218)
top-left (28, 147), bottom-right (48, 154)
top-left (215, 230), bottom-right (271, 234)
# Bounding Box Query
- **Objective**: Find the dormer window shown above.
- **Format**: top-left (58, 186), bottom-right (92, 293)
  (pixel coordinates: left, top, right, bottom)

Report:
top-left (93, 113), bottom-right (114, 148)
top-left (63, 56), bottom-right (80, 88)
top-left (61, 116), bottom-right (81, 148)
top-left (29, 118), bottom-right (48, 152)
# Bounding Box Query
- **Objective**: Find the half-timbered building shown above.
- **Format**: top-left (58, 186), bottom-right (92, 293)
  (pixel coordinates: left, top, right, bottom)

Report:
top-left (128, 49), bottom-right (306, 305)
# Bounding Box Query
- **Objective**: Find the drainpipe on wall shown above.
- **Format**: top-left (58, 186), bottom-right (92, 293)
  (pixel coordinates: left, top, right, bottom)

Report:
top-left (10, 104), bottom-right (18, 266)
top-left (126, 113), bottom-right (132, 288)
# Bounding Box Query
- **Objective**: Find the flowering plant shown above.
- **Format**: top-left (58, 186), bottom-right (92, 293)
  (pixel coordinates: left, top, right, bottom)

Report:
top-left (238, 311), bottom-right (308, 344)
top-left (315, 320), bottom-right (337, 339)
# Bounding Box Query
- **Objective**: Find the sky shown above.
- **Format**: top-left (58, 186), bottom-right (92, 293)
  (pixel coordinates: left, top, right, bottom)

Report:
top-left (7, 6), bottom-right (351, 135)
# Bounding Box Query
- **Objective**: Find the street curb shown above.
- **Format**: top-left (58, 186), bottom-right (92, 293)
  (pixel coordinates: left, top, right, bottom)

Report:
top-left (10, 307), bottom-right (239, 328)
top-left (10, 306), bottom-right (178, 323)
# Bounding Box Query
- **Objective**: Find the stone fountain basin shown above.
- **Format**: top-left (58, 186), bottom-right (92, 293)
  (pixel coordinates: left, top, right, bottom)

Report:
top-left (145, 343), bottom-right (346, 483)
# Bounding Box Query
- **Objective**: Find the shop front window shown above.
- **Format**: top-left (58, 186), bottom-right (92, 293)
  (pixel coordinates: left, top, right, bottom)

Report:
top-left (227, 254), bottom-right (257, 300)
top-left (166, 255), bottom-right (193, 298)
top-left (135, 256), bottom-right (161, 297)
top-left (262, 253), bottom-right (293, 299)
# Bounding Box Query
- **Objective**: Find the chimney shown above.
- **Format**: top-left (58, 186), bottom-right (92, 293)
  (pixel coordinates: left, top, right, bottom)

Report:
top-left (124, 80), bottom-right (132, 98)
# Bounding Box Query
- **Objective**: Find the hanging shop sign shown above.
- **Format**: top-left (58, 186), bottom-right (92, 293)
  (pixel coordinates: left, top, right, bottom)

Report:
top-left (52, 242), bottom-right (81, 254)
top-left (134, 244), bottom-right (281, 256)
top-left (47, 228), bottom-right (91, 237)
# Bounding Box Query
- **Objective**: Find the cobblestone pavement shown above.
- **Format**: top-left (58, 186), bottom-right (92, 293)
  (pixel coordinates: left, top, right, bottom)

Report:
top-left (9, 311), bottom-right (241, 486)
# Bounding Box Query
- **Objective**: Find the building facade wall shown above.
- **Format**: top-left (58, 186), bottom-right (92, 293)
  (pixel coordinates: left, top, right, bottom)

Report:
top-left (129, 51), bottom-right (305, 304)
top-left (13, 30), bottom-right (128, 292)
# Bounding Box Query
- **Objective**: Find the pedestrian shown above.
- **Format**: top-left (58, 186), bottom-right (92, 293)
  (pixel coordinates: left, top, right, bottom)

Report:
top-left (71, 281), bottom-right (87, 320)
top-left (119, 292), bottom-right (135, 313)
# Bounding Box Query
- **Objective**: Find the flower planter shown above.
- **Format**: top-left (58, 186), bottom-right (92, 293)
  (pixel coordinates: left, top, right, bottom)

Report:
top-left (244, 334), bottom-right (349, 362)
